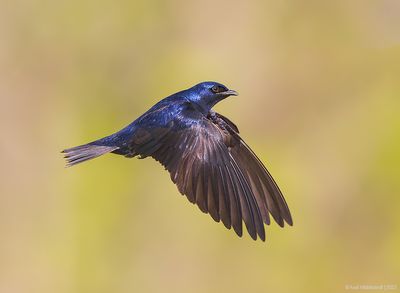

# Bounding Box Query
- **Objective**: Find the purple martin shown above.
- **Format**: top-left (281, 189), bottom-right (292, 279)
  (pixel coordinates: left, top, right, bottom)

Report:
top-left (62, 81), bottom-right (292, 241)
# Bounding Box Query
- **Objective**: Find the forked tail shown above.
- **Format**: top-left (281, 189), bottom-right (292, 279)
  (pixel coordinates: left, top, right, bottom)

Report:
top-left (62, 143), bottom-right (119, 167)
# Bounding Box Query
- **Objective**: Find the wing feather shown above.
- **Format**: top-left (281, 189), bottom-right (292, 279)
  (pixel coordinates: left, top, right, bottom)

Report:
top-left (130, 104), bottom-right (291, 241)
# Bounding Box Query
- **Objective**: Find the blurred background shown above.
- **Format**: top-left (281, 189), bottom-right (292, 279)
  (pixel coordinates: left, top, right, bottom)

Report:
top-left (1, 0), bottom-right (399, 292)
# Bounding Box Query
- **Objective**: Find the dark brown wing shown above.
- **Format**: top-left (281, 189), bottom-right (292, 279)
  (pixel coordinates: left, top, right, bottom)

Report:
top-left (211, 112), bottom-right (293, 228)
top-left (131, 110), bottom-right (292, 241)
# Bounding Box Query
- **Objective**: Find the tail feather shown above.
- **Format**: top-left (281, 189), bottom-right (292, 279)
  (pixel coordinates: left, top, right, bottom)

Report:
top-left (62, 143), bottom-right (119, 167)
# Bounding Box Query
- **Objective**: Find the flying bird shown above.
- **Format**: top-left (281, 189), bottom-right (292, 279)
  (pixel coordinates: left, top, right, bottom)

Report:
top-left (62, 81), bottom-right (292, 241)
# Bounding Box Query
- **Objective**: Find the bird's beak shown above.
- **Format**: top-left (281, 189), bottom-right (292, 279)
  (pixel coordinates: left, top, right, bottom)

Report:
top-left (221, 89), bottom-right (238, 96)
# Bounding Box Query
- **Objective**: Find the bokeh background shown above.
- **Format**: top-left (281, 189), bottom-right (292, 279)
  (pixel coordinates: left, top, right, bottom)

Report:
top-left (1, 1), bottom-right (399, 292)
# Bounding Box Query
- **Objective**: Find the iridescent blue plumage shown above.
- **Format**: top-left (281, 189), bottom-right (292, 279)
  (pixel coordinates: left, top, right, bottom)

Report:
top-left (62, 81), bottom-right (292, 241)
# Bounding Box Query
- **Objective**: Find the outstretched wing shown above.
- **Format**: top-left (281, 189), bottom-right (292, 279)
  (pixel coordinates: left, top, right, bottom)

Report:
top-left (210, 112), bottom-right (293, 228)
top-left (131, 104), bottom-right (292, 241)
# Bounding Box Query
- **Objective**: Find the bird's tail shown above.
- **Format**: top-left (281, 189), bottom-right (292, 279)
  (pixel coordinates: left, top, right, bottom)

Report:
top-left (62, 142), bottom-right (119, 167)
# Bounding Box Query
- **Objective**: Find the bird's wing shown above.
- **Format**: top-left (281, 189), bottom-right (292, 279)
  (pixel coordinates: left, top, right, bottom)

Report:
top-left (131, 104), bottom-right (292, 241)
top-left (209, 112), bottom-right (293, 228)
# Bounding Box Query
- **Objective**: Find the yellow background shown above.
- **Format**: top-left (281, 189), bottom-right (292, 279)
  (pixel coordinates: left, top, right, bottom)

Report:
top-left (1, 1), bottom-right (399, 292)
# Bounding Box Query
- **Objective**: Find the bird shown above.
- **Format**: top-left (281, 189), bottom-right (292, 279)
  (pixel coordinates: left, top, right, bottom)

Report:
top-left (62, 81), bottom-right (292, 241)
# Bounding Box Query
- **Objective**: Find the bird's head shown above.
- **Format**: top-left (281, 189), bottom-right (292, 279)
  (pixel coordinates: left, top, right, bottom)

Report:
top-left (184, 81), bottom-right (238, 113)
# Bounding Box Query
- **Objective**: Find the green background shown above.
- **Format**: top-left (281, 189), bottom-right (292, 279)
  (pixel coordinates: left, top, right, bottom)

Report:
top-left (1, 1), bottom-right (399, 292)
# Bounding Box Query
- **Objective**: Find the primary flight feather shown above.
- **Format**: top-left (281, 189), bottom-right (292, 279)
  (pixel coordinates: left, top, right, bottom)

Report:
top-left (62, 81), bottom-right (293, 241)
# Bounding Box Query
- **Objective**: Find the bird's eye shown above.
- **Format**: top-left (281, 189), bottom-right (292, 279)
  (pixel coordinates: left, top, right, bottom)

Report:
top-left (211, 85), bottom-right (223, 93)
